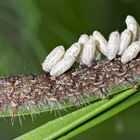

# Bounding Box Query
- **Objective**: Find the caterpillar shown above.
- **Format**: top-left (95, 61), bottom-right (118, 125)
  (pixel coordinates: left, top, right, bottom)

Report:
top-left (0, 15), bottom-right (140, 117)
top-left (0, 54), bottom-right (140, 116)
top-left (42, 15), bottom-right (140, 77)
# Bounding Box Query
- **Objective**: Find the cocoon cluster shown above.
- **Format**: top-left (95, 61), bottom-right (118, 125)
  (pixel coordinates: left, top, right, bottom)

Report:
top-left (42, 15), bottom-right (140, 77)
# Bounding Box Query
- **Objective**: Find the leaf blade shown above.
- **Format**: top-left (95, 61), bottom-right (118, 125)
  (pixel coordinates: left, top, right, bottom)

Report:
top-left (59, 91), bottom-right (140, 140)
top-left (15, 88), bottom-right (139, 140)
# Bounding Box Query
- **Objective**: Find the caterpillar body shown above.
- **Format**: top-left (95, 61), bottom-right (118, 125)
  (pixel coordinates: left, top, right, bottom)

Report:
top-left (0, 55), bottom-right (140, 116)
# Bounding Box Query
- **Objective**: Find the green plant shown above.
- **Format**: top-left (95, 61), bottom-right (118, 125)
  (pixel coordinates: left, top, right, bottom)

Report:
top-left (0, 0), bottom-right (140, 140)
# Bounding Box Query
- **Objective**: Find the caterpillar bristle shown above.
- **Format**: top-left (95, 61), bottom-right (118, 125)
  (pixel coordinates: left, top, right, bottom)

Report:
top-left (0, 55), bottom-right (140, 119)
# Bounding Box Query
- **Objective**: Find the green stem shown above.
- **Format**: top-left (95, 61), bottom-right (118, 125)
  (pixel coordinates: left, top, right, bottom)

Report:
top-left (59, 91), bottom-right (140, 140)
top-left (15, 88), bottom-right (138, 140)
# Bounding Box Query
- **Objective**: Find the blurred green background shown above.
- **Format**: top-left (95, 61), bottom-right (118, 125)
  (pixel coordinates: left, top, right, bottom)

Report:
top-left (0, 0), bottom-right (140, 139)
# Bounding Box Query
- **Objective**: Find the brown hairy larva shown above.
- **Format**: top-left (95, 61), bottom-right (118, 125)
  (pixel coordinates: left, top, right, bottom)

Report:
top-left (0, 55), bottom-right (140, 117)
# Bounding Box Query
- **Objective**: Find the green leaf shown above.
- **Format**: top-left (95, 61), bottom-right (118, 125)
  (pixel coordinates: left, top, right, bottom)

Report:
top-left (15, 88), bottom-right (140, 140)
top-left (59, 91), bottom-right (140, 140)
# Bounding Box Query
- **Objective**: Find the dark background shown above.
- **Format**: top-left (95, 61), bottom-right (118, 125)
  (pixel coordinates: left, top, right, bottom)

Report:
top-left (0, 0), bottom-right (140, 139)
